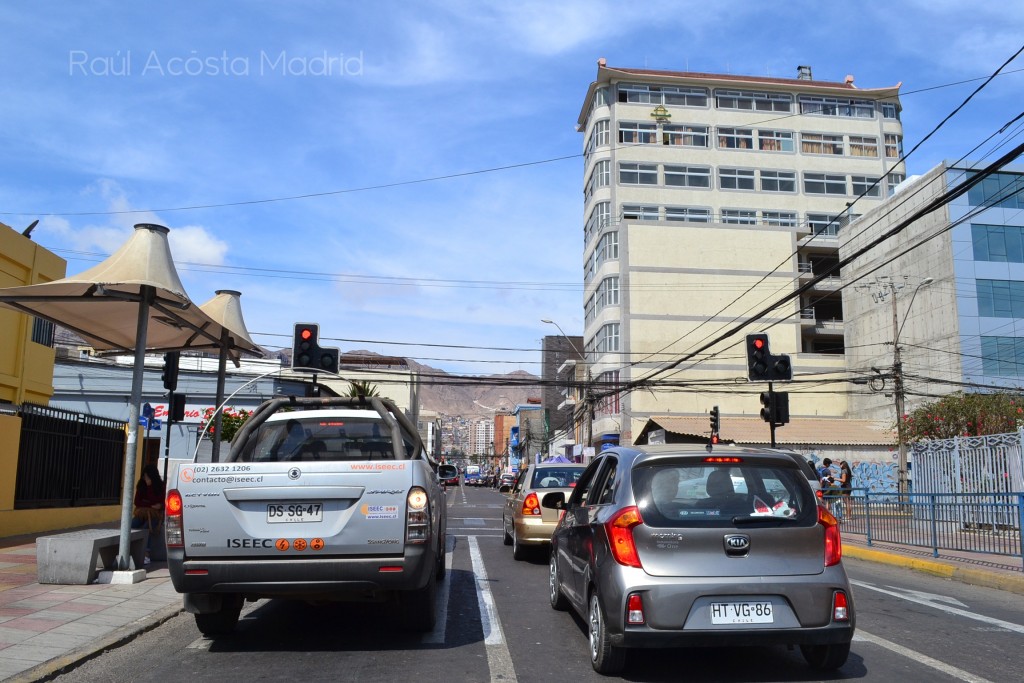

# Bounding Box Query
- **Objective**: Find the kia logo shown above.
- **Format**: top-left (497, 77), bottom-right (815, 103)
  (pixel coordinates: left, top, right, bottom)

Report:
top-left (724, 534), bottom-right (750, 551)
top-left (288, 467), bottom-right (301, 480)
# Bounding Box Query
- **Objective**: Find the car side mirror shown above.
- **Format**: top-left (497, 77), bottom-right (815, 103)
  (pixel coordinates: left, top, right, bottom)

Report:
top-left (438, 464), bottom-right (458, 480)
top-left (541, 491), bottom-right (566, 510)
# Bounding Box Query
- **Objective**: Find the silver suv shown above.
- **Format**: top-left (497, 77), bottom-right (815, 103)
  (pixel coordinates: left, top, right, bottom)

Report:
top-left (166, 396), bottom-right (456, 636)
top-left (545, 445), bottom-right (854, 675)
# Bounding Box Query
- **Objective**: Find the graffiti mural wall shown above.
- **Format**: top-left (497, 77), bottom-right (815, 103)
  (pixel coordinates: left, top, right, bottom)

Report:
top-left (804, 452), bottom-right (899, 493)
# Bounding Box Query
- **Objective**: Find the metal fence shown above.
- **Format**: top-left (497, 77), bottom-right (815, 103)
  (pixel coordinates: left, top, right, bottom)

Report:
top-left (14, 403), bottom-right (127, 509)
top-left (912, 431), bottom-right (1024, 494)
top-left (823, 488), bottom-right (1024, 569)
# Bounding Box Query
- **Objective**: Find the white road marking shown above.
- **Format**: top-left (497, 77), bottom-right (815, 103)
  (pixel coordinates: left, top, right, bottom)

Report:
top-left (421, 534), bottom-right (455, 644)
top-left (469, 536), bottom-right (517, 683)
top-left (851, 579), bottom-right (1024, 634)
top-left (855, 629), bottom-right (996, 683)
top-left (187, 637), bottom-right (212, 650)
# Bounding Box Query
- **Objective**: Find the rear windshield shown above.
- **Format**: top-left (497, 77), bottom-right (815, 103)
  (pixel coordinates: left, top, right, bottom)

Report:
top-left (632, 463), bottom-right (816, 528)
top-left (531, 467), bottom-right (585, 489)
top-left (235, 417), bottom-right (414, 462)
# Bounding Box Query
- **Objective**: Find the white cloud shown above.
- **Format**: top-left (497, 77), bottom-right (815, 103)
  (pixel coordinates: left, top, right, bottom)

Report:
top-left (168, 224), bottom-right (229, 266)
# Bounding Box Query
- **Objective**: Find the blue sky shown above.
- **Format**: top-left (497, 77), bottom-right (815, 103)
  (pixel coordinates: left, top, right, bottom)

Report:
top-left (2, 1), bottom-right (1022, 375)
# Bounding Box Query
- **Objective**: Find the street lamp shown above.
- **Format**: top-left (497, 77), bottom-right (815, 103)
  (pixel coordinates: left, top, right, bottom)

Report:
top-left (541, 319), bottom-right (592, 449)
top-left (891, 277), bottom-right (934, 494)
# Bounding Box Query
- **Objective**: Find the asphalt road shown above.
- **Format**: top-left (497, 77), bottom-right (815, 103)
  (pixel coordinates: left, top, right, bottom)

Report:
top-left (56, 484), bottom-right (1024, 683)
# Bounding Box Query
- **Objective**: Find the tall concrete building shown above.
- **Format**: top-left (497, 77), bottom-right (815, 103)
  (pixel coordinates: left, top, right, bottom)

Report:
top-left (577, 60), bottom-right (905, 445)
top-left (842, 160), bottom-right (1024, 422)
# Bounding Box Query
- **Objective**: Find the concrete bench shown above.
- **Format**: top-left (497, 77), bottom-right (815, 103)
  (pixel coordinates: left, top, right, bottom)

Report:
top-left (36, 528), bottom-right (148, 584)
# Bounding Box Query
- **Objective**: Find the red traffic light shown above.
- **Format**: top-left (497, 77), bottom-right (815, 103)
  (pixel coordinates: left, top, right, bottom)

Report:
top-left (752, 338), bottom-right (765, 350)
top-left (300, 328), bottom-right (313, 340)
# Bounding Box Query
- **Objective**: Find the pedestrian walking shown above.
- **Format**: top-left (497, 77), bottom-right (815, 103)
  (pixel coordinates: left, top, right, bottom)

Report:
top-left (838, 460), bottom-right (854, 519)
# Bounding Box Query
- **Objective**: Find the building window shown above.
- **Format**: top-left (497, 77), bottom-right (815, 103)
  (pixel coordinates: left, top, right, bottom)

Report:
top-left (719, 167), bottom-right (756, 191)
top-left (762, 211), bottom-right (798, 227)
top-left (596, 276), bottom-right (620, 309)
top-left (760, 170), bottom-right (796, 193)
top-left (803, 172), bottom-right (847, 196)
top-left (618, 122), bottom-right (658, 144)
top-left (31, 318), bottom-right (55, 347)
top-left (806, 213), bottom-right (843, 236)
top-left (585, 160), bottom-right (611, 202)
top-left (715, 89), bottom-right (792, 112)
top-left (621, 205), bottom-right (659, 221)
top-left (595, 323), bottom-right (620, 353)
top-left (887, 172), bottom-right (907, 196)
top-left (849, 135), bottom-right (879, 157)
top-left (721, 209), bottom-right (757, 225)
top-left (586, 231), bottom-right (619, 283)
top-left (618, 83), bottom-right (708, 107)
top-left (662, 124), bottom-right (708, 147)
top-left (977, 279), bottom-right (1024, 318)
top-left (981, 336), bottom-right (1024, 376)
top-left (758, 129), bottom-right (794, 152)
top-left (595, 370), bottom-right (621, 415)
top-left (586, 119), bottom-right (610, 158)
top-left (881, 102), bottom-right (900, 120)
top-left (799, 95), bottom-right (875, 118)
top-left (884, 134), bottom-right (903, 159)
top-left (717, 127), bottom-right (754, 149)
top-left (973, 224), bottom-right (1024, 263)
top-left (664, 164), bottom-right (711, 188)
top-left (585, 201), bottom-right (611, 244)
top-left (619, 162), bottom-right (658, 185)
top-left (665, 206), bottom-right (711, 223)
top-left (965, 171), bottom-right (1024, 210)
top-left (851, 175), bottom-right (881, 197)
top-left (800, 133), bottom-right (844, 155)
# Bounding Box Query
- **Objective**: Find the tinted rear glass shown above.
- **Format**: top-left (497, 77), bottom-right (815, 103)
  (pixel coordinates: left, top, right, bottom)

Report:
top-left (236, 417), bottom-right (413, 462)
top-left (632, 462), bottom-right (815, 528)
top-left (530, 467), bottom-right (585, 488)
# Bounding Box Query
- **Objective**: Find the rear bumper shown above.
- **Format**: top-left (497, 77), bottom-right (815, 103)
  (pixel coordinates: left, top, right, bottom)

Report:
top-left (167, 544), bottom-right (434, 599)
top-left (615, 622), bottom-right (854, 648)
top-left (514, 517), bottom-right (557, 545)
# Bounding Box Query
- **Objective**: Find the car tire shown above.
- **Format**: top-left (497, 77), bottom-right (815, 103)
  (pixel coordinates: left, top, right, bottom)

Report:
top-left (502, 517), bottom-right (512, 546)
top-left (548, 553), bottom-right (569, 611)
top-left (435, 532), bottom-right (447, 582)
top-left (194, 595), bottom-right (242, 637)
top-left (800, 642), bottom-right (851, 670)
top-left (588, 590), bottom-right (626, 675)
top-left (512, 529), bottom-right (529, 561)
top-left (400, 567), bottom-right (438, 632)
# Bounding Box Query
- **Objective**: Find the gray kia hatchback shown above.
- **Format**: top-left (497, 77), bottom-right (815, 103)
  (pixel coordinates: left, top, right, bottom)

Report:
top-left (545, 445), bottom-right (854, 675)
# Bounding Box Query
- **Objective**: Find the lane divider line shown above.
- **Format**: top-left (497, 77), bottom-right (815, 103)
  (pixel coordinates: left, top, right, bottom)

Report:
top-left (468, 536), bottom-right (517, 683)
top-left (851, 579), bottom-right (1024, 633)
top-left (854, 629), bottom-right (995, 683)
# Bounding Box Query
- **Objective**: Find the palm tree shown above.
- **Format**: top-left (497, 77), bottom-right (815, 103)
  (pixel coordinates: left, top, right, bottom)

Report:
top-left (347, 380), bottom-right (380, 398)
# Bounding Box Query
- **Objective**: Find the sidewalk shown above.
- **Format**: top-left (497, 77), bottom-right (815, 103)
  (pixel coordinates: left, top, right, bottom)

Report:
top-left (1, 526), bottom-right (1022, 683)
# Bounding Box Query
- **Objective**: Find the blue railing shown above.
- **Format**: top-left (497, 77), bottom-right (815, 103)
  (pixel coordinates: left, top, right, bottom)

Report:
top-left (822, 488), bottom-right (1024, 570)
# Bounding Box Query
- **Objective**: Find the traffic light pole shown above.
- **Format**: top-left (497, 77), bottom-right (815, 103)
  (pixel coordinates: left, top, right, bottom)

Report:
top-left (768, 382), bottom-right (776, 448)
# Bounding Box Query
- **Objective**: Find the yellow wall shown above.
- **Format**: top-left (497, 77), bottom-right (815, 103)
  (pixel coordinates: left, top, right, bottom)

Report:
top-left (0, 420), bottom-right (146, 538)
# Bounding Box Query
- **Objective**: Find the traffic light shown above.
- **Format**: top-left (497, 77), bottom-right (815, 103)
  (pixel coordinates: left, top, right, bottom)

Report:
top-left (168, 392), bottom-right (186, 422)
top-left (709, 405), bottom-right (720, 434)
top-left (759, 391), bottom-right (773, 423)
top-left (759, 391), bottom-right (791, 426)
top-left (746, 334), bottom-right (793, 382)
top-left (291, 323), bottom-right (340, 374)
top-left (162, 351), bottom-right (180, 391)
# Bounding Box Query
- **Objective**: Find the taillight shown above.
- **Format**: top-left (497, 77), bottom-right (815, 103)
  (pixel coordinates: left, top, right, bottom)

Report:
top-left (165, 489), bottom-right (183, 548)
top-left (606, 506), bottom-right (643, 568)
top-left (522, 492), bottom-right (541, 516)
top-left (626, 593), bottom-right (645, 625)
top-left (832, 591), bottom-right (850, 621)
top-left (406, 487), bottom-right (430, 544)
top-left (819, 505), bottom-right (842, 566)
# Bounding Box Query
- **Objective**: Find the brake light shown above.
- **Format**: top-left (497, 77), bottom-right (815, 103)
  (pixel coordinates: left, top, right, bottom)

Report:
top-left (818, 505), bottom-right (842, 567)
top-left (832, 591), bottom-right (850, 621)
top-left (626, 593), bottom-right (645, 625)
top-left (607, 506), bottom-right (643, 568)
top-left (165, 489), bottom-right (183, 548)
top-left (522, 492), bottom-right (541, 516)
top-left (704, 456), bottom-right (742, 463)
top-left (406, 487), bottom-right (430, 544)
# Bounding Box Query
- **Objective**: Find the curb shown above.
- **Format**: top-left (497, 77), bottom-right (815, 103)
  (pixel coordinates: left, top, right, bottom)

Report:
top-left (8, 603), bottom-right (184, 683)
top-left (843, 545), bottom-right (1024, 596)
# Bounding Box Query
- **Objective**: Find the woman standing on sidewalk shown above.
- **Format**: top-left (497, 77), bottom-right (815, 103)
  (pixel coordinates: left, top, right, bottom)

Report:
top-left (838, 460), bottom-right (854, 519)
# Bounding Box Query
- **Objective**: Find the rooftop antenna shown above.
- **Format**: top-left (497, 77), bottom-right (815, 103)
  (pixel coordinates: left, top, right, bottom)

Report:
top-left (22, 219), bottom-right (39, 239)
